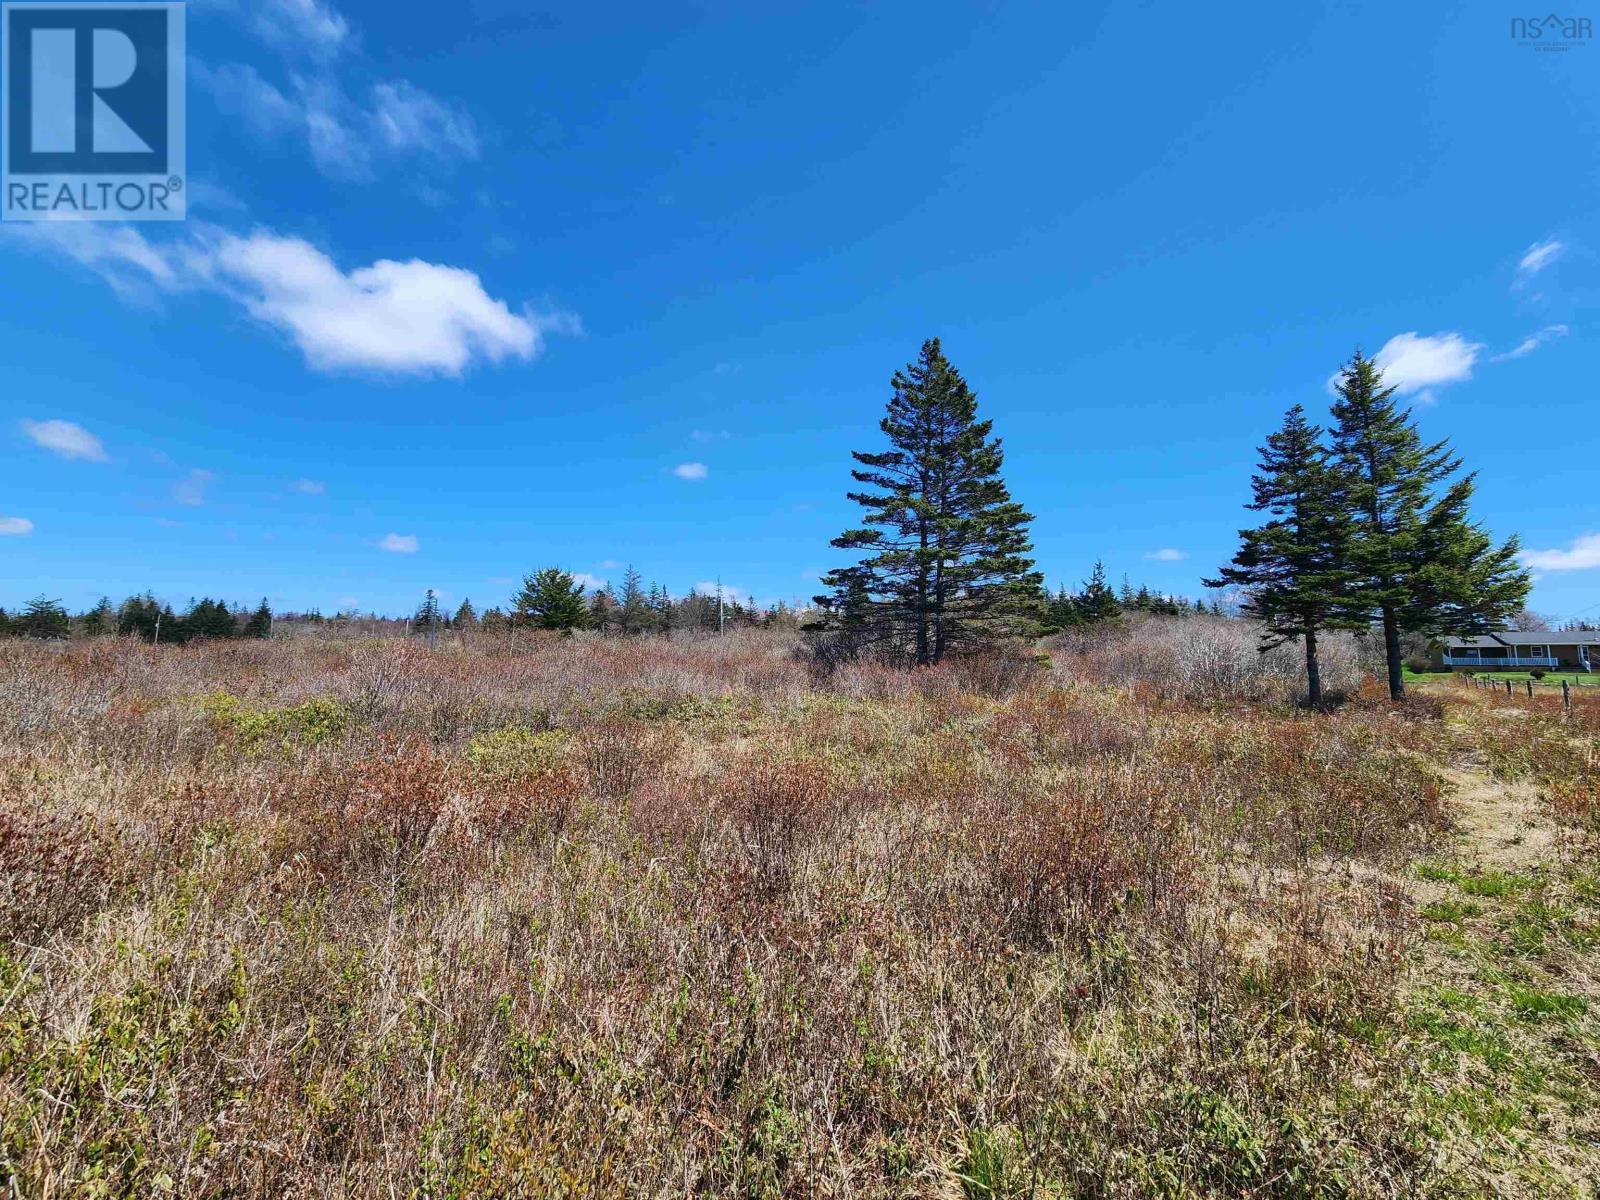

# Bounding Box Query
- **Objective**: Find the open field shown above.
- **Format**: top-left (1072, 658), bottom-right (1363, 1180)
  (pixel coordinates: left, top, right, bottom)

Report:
top-left (1460, 672), bottom-right (1600, 688)
top-left (1, 630), bottom-right (1597, 1197)
top-left (1406, 669), bottom-right (1600, 687)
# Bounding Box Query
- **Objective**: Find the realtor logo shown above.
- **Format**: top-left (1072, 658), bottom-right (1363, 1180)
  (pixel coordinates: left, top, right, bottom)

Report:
top-left (2, 2), bottom-right (185, 221)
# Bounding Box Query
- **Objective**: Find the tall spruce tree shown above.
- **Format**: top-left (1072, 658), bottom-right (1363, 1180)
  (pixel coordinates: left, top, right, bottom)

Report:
top-left (1075, 561), bottom-right (1122, 626)
top-left (1329, 352), bottom-right (1530, 699)
top-left (414, 590), bottom-right (443, 646)
top-left (243, 598), bottom-right (273, 639)
top-left (515, 569), bottom-right (589, 631)
top-left (81, 597), bottom-right (116, 637)
top-left (1206, 405), bottom-right (1359, 705)
top-left (815, 339), bottom-right (1042, 664)
top-left (21, 596), bottom-right (71, 640)
top-left (617, 566), bottom-right (651, 635)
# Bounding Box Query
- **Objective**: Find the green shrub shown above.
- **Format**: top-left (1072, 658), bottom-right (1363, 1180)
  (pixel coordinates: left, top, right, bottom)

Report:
top-left (465, 726), bottom-right (571, 778)
top-left (198, 692), bottom-right (350, 748)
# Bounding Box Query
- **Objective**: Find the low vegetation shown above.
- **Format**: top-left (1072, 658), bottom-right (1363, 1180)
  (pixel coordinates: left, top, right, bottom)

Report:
top-left (2, 628), bottom-right (1595, 1196)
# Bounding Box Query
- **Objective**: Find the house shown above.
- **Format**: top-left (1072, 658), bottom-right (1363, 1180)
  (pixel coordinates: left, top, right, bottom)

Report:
top-left (1432, 631), bottom-right (1600, 672)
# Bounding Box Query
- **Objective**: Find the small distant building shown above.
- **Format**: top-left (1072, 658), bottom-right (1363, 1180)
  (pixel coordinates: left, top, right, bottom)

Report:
top-left (1433, 631), bottom-right (1600, 672)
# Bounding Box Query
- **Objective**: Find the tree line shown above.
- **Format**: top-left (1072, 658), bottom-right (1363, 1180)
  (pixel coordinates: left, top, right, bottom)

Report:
top-left (407, 568), bottom-right (803, 638)
top-left (1042, 560), bottom-right (1225, 631)
top-left (0, 594), bottom-right (275, 643)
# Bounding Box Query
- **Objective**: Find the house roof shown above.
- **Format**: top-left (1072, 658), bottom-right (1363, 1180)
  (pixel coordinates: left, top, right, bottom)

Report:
top-left (1444, 631), bottom-right (1600, 647)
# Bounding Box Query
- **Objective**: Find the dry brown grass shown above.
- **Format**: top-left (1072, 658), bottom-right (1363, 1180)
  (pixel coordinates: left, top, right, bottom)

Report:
top-left (0, 632), bottom-right (1592, 1197)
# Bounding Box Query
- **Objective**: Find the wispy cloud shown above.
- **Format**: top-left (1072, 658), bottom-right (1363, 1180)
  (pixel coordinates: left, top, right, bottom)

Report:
top-left (370, 81), bottom-right (480, 160)
top-left (1523, 532), bottom-right (1600, 572)
top-left (200, 0), bottom-right (352, 57)
top-left (196, 0), bottom-right (479, 183)
top-left (0, 516), bottom-right (33, 536)
top-left (690, 429), bottom-right (731, 443)
top-left (379, 533), bottom-right (419, 554)
top-left (198, 64), bottom-right (480, 181)
top-left (21, 419), bottom-right (109, 462)
top-left (1491, 324), bottom-right (1569, 362)
top-left (13, 223), bottom-right (577, 376)
top-left (174, 469), bottom-right (216, 507)
top-left (572, 572), bottom-right (607, 591)
top-left (1516, 238), bottom-right (1565, 281)
top-left (673, 462), bottom-right (709, 481)
top-left (1144, 548), bottom-right (1187, 562)
top-left (292, 478), bottom-right (327, 495)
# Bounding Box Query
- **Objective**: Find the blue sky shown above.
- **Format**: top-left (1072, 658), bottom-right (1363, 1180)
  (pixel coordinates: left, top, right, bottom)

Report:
top-left (3, 1), bottom-right (1598, 623)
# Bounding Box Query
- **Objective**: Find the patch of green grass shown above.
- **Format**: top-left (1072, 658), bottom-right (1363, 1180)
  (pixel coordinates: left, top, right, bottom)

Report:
top-left (1420, 898), bottom-right (1483, 923)
top-left (1456, 870), bottom-right (1536, 899)
top-left (1414, 861), bottom-right (1536, 898)
top-left (1507, 986), bottom-right (1588, 1022)
top-left (1410, 1007), bottom-right (1513, 1070)
top-left (1428, 1086), bottom-right (1526, 1136)
top-left (953, 1125), bottom-right (1024, 1198)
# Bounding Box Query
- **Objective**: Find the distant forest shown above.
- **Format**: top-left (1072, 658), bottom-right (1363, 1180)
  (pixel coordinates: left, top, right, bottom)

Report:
top-left (0, 563), bottom-right (1213, 644)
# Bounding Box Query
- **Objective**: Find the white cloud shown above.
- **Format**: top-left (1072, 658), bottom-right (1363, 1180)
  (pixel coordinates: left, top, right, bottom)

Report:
top-left (12, 222), bottom-right (576, 376)
top-left (174, 469), bottom-right (215, 507)
top-left (21, 419), bottom-right (109, 462)
top-left (1327, 331), bottom-right (1485, 398)
top-left (598, 559), bottom-right (621, 570)
top-left (209, 232), bottom-right (555, 374)
top-left (1523, 533), bottom-right (1600, 572)
top-left (1517, 239), bottom-right (1564, 279)
top-left (292, 478), bottom-right (327, 494)
top-left (1144, 548), bottom-right (1187, 562)
top-left (690, 429), bottom-right (731, 443)
top-left (572, 572), bottom-right (607, 591)
top-left (0, 516), bottom-right (33, 536)
top-left (695, 581), bottom-right (753, 606)
top-left (379, 533), bottom-right (419, 554)
top-left (673, 462), bottom-right (709, 481)
top-left (1491, 324), bottom-right (1569, 362)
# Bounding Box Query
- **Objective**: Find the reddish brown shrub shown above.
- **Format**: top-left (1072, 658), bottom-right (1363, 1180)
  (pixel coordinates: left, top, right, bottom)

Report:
top-left (969, 777), bottom-right (1194, 951)
top-left (0, 801), bottom-right (124, 940)
top-left (575, 719), bottom-right (677, 800)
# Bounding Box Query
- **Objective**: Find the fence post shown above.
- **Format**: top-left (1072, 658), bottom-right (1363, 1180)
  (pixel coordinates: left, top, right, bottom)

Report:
top-left (1526, 680), bottom-right (1534, 698)
top-left (1505, 679), bottom-right (1513, 696)
top-left (1564, 680), bottom-right (1572, 717)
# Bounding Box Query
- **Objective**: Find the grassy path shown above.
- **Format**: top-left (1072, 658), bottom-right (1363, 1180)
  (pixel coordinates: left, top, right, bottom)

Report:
top-left (1399, 743), bottom-right (1600, 1196)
